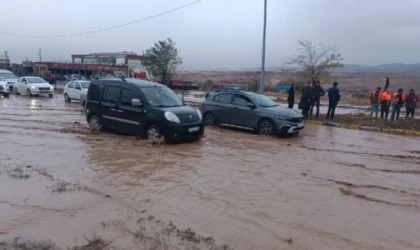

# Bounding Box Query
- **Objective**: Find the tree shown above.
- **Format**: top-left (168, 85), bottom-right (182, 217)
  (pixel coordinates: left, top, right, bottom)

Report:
top-left (288, 40), bottom-right (343, 82)
top-left (141, 38), bottom-right (183, 86)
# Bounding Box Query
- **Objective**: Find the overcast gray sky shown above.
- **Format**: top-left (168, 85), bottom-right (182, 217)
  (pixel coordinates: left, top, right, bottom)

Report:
top-left (1, 0), bottom-right (419, 70)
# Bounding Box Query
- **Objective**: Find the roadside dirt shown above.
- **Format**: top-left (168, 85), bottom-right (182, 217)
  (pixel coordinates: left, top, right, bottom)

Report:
top-left (1, 94), bottom-right (420, 250)
top-left (321, 113), bottom-right (420, 131)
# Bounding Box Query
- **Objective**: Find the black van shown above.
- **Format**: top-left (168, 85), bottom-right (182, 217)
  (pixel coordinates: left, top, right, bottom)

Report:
top-left (85, 78), bottom-right (204, 141)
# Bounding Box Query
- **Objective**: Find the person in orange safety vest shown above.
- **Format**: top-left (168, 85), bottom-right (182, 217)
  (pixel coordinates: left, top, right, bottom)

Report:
top-left (379, 90), bottom-right (391, 120)
top-left (391, 88), bottom-right (406, 121)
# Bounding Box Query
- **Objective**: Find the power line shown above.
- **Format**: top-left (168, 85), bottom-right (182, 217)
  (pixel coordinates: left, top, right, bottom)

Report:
top-left (0, 0), bottom-right (202, 38)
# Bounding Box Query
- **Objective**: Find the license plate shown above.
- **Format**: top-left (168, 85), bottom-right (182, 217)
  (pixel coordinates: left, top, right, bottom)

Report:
top-left (297, 122), bottom-right (304, 127)
top-left (188, 126), bottom-right (199, 132)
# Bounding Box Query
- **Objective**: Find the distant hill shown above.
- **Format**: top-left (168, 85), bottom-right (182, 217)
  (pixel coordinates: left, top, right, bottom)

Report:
top-left (184, 63), bottom-right (420, 74)
top-left (334, 63), bottom-right (420, 74)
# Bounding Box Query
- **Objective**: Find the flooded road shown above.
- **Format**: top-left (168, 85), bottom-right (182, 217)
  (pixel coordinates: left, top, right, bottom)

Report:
top-left (1, 94), bottom-right (420, 249)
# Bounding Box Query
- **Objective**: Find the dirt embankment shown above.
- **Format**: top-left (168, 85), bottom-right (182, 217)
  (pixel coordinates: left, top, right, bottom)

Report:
top-left (321, 114), bottom-right (420, 131)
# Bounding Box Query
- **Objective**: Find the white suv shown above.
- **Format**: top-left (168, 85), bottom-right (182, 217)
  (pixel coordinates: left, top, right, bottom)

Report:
top-left (0, 77), bottom-right (10, 97)
top-left (0, 69), bottom-right (18, 91)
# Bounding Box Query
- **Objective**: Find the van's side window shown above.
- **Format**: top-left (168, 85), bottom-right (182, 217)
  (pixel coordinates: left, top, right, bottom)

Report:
top-left (88, 84), bottom-right (100, 101)
top-left (103, 86), bottom-right (120, 103)
top-left (120, 88), bottom-right (137, 106)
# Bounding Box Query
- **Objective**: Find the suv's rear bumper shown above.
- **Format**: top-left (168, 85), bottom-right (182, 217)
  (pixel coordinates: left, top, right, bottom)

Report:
top-left (162, 121), bottom-right (204, 141)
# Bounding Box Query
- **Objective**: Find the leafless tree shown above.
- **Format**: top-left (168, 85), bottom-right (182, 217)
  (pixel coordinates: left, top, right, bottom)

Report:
top-left (288, 40), bottom-right (343, 82)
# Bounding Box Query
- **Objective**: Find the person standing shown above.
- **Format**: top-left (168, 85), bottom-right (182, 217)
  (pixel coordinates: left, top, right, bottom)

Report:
top-left (380, 89), bottom-right (391, 120)
top-left (369, 87), bottom-right (381, 118)
top-left (287, 83), bottom-right (295, 109)
top-left (405, 89), bottom-right (419, 118)
top-left (327, 82), bottom-right (340, 120)
top-left (309, 80), bottom-right (325, 119)
top-left (299, 82), bottom-right (312, 119)
top-left (391, 88), bottom-right (406, 121)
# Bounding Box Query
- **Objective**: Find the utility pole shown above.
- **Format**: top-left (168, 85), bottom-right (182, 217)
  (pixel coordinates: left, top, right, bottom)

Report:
top-left (39, 49), bottom-right (42, 62)
top-left (260, 0), bottom-right (267, 94)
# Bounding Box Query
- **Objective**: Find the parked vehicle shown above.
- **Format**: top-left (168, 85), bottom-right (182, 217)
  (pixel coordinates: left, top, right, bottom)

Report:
top-left (0, 77), bottom-right (10, 97)
top-left (0, 69), bottom-right (18, 91)
top-left (201, 89), bottom-right (304, 135)
top-left (67, 74), bottom-right (86, 82)
top-left (14, 76), bottom-right (54, 97)
top-left (85, 78), bottom-right (204, 141)
top-left (64, 80), bottom-right (90, 103)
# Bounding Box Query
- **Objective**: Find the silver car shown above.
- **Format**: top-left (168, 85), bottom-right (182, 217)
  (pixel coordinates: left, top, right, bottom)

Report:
top-left (201, 89), bottom-right (304, 135)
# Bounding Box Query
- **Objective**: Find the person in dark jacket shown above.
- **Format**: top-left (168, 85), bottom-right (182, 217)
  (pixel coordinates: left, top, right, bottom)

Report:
top-left (405, 89), bottom-right (419, 118)
top-left (326, 82), bottom-right (340, 120)
top-left (299, 82), bottom-right (312, 119)
top-left (309, 80), bottom-right (325, 119)
top-left (287, 83), bottom-right (295, 109)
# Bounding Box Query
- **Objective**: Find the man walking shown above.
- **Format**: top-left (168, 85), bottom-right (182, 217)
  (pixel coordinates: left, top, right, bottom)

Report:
top-left (309, 80), bottom-right (325, 119)
top-left (405, 89), bottom-right (419, 118)
top-left (299, 82), bottom-right (312, 119)
top-left (327, 82), bottom-right (340, 120)
top-left (391, 88), bottom-right (406, 121)
top-left (380, 89), bottom-right (391, 120)
top-left (369, 87), bottom-right (381, 118)
top-left (287, 83), bottom-right (295, 109)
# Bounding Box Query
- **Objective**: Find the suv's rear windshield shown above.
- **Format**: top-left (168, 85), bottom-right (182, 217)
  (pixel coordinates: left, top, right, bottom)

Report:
top-left (142, 87), bottom-right (183, 107)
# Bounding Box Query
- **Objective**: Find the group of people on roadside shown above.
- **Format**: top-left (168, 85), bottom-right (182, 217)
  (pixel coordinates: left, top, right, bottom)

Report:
top-left (288, 80), bottom-right (340, 120)
top-left (369, 87), bottom-right (418, 121)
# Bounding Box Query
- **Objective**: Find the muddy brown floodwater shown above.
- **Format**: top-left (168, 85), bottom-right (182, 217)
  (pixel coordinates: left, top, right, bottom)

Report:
top-left (1, 94), bottom-right (420, 250)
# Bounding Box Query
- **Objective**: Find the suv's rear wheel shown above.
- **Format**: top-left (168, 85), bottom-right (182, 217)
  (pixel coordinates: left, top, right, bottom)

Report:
top-left (146, 125), bottom-right (162, 140)
top-left (88, 115), bottom-right (102, 130)
top-left (258, 119), bottom-right (275, 136)
top-left (204, 112), bottom-right (217, 126)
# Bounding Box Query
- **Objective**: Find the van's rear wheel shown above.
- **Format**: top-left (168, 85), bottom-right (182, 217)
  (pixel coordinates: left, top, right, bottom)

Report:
top-left (88, 115), bottom-right (102, 130)
top-left (258, 119), bottom-right (275, 136)
top-left (146, 125), bottom-right (162, 140)
top-left (204, 112), bottom-right (217, 126)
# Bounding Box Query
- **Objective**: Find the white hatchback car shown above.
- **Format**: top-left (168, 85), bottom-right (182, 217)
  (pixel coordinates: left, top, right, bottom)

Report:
top-left (14, 77), bottom-right (54, 97)
top-left (64, 80), bottom-right (90, 103)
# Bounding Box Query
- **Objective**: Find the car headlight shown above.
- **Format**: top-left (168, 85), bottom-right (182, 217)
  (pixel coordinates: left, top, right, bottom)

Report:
top-left (31, 86), bottom-right (36, 89)
top-left (276, 115), bottom-right (287, 121)
top-left (164, 111), bottom-right (180, 123)
top-left (196, 109), bottom-right (202, 121)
